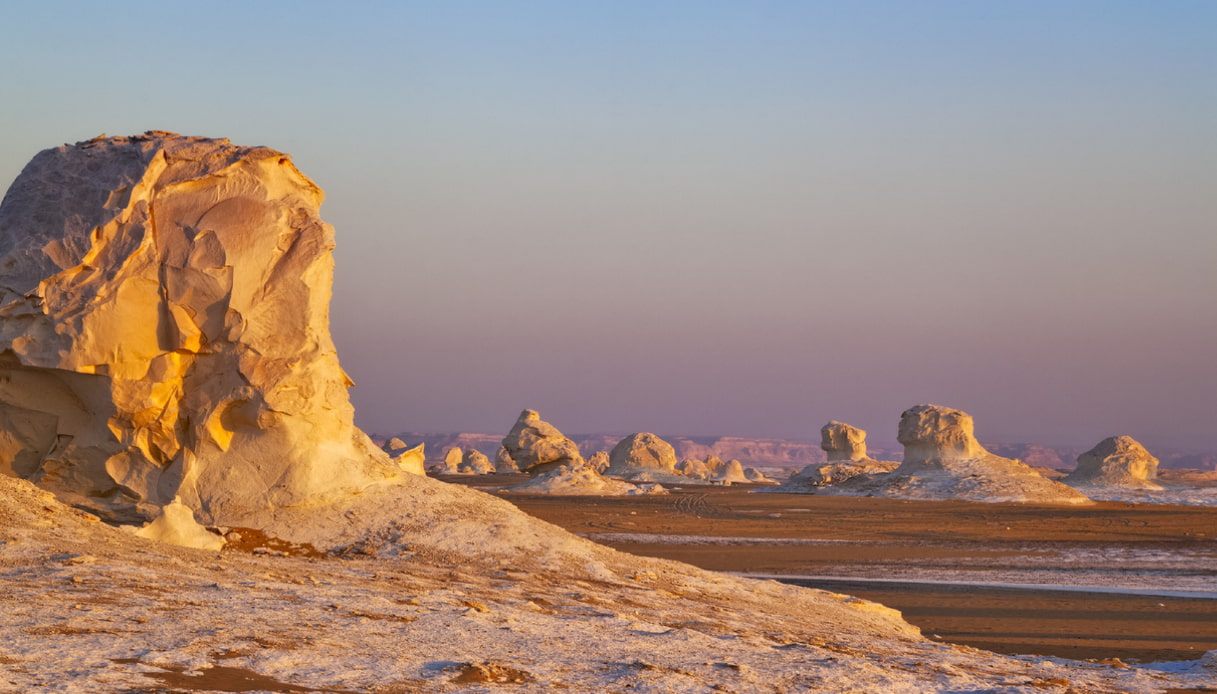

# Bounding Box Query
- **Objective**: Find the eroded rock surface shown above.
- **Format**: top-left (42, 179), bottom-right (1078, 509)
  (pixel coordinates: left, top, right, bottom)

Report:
top-left (603, 432), bottom-right (683, 482)
top-left (1065, 436), bottom-right (1162, 490)
top-left (501, 409), bottom-right (584, 473)
top-left (0, 132), bottom-right (399, 523)
top-left (458, 449), bottom-right (494, 475)
top-left (821, 421), bottom-right (872, 462)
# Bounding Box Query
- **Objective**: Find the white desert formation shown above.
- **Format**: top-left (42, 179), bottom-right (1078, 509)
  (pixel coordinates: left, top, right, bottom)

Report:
top-left (0, 132), bottom-right (400, 525)
top-left (711, 458), bottom-right (750, 485)
top-left (822, 421), bottom-right (872, 462)
top-left (603, 432), bottom-right (690, 483)
top-left (820, 405), bottom-right (1091, 504)
top-left (457, 448), bottom-right (494, 475)
top-left (438, 446), bottom-right (464, 473)
top-left (501, 409), bottom-right (584, 473)
top-left (505, 459), bottom-right (664, 496)
top-left (493, 445), bottom-right (519, 473)
top-left (382, 438), bottom-right (426, 475)
top-left (0, 135), bottom-right (1211, 692)
top-left (1064, 436), bottom-right (1163, 490)
top-left (131, 497), bottom-right (225, 551)
top-left (587, 450), bottom-right (610, 473)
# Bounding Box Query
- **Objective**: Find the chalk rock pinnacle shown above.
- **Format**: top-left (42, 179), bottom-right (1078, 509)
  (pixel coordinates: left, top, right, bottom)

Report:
top-left (1064, 436), bottom-right (1162, 490)
top-left (501, 409), bottom-right (584, 473)
top-left (821, 421), bottom-right (871, 462)
top-left (0, 132), bottom-right (399, 523)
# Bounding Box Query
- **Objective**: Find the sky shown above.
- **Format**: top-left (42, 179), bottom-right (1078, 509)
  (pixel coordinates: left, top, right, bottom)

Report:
top-left (1, 1), bottom-right (1214, 450)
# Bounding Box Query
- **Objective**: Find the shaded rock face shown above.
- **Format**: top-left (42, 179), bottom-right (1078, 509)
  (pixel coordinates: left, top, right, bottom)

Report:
top-left (0, 132), bottom-right (397, 523)
top-left (1065, 436), bottom-right (1162, 489)
top-left (820, 421), bottom-right (870, 462)
top-left (494, 446), bottom-right (519, 473)
top-left (604, 433), bottom-right (678, 478)
top-left (896, 404), bottom-right (988, 470)
top-left (501, 409), bottom-right (583, 473)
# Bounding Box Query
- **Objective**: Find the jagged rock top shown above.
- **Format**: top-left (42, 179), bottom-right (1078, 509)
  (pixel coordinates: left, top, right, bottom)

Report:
top-left (0, 132), bottom-right (398, 523)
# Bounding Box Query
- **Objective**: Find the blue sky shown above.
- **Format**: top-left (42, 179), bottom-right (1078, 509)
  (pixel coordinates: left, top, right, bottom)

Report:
top-left (2, 1), bottom-right (1215, 449)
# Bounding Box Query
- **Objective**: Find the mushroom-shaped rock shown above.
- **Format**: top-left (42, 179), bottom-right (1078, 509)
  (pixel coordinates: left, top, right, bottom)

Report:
top-left (604, 433), bottom-right (681, 482)
top-left (0, 132), bottom-right (400, 524)
top-left (821, 421), bottom-right (872, 463)
top-left (493, 446), bottom-right (519, 473)
top-left (458, 449), bottom-right (494, 475)
top-left (818, 405), bottom-right (1090, 504)
top-left (1064, 436), bottom-right (1162, 490)
top-left (505, 460), bottom-right (665, 496)
top-left (501, 409), bottom-right (584, 473)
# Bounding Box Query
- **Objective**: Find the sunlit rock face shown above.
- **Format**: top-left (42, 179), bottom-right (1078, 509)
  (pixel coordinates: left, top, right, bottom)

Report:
top-left (458, 449), bottom-right (494, 475)
top-left (820, 421), bottom-right (871, 462)
top-left (501, 409), bottom-right (584, 473)
top-left (604, 432), bottom-right (679, 479)
top-left (1064, 436), bottom-right (1162, 490)
top-left (895, 404), bottom-right (989, 469)
top-left (0, 132), bottom-right (398, 523)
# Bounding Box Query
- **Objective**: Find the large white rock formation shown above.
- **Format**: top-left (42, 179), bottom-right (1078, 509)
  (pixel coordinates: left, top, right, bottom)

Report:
top-left (821, 405), bottom-right (1091, 504)
top-left (0, 132), bottom-right (400, 523)
top-left (457, 449), bottom-right (494, 475)
top-left (603, 432), bottom-right (685, 483)
top-left (500, 409), bottom-right (584, 473)
top-left (821, 421), bottom-right (872, 462)
top-left (1064, 436), bottom-right (1162, 490)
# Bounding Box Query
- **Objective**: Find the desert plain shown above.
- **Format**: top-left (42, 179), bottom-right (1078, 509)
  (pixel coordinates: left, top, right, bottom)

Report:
top-left (459, 476), bottom-right (1217, 664)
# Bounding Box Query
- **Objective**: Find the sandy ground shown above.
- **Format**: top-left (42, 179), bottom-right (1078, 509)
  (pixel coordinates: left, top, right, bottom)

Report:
top-left (455, 475), bottom-right (1217, 663)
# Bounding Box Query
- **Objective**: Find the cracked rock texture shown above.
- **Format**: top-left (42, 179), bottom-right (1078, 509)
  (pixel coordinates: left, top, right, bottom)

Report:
top-left (0, 132), bottom-right (399, 524)
top-left (821, 421), bottom-right (871, 462)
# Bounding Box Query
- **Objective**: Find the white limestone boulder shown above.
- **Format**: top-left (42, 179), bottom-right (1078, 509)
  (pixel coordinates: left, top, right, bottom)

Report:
top-left (458, 449), bottom-right (494, 475)
top-left (603, 432), bottom-right (685, 483)
top-left (493, 446), bottom-right (519, 473)
top-left (1064, 436), bottom-right (1162, 490)
top-left (0, 132), bottom-right (400, 524)
top-left (501, 409), bottom-right (584, 473)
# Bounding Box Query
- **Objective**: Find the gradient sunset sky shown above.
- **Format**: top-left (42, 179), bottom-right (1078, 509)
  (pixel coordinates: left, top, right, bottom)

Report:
top-left (2, 1), bottom-right (1214, 449)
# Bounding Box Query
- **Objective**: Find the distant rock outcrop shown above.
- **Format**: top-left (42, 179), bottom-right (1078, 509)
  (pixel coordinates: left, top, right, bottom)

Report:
top-left (820, 405), bottom-right (1091, 504)
top-left (494, 446), bottom-right (519, 473)
top-left (1064, 436), bottom-right (1162, 490)
top-left (603, 433), bottom-right (683, 482)
top-left (501, 410), bottom-right (584, 473)
top-left (504, 460), bottom-right (664, 496)
top-left (821, 421), bottom-right (871, 462)
top-left (0, 132), bottom-right (400, 524)
top-left (458, 449), bottom-right (494, 475)
top-left (588, 451), bottom-right (610, 473)
top-left (710, 459), bottom-right (749, 485)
